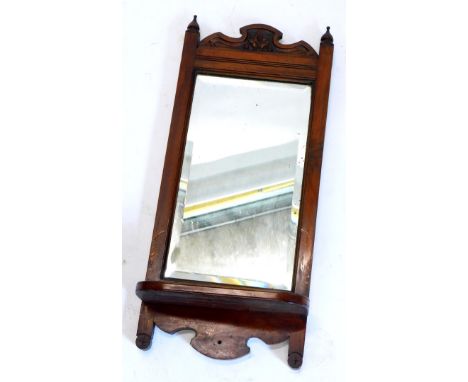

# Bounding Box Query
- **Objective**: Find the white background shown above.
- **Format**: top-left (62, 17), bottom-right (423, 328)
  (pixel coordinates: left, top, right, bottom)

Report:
top-left (123, 1), bottom-right (345, 381)
top-left (1, 1), bottom-right (467, 382)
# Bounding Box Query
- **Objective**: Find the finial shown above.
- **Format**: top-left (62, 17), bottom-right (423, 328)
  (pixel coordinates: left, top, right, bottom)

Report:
top-left (187, 15), bottom-right (199, 32)
top-left (321, 26), bottom-right (333, 45)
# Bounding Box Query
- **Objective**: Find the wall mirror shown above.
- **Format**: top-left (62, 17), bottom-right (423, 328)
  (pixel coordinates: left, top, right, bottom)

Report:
top-left (136, 16), bottom-right (334, 369)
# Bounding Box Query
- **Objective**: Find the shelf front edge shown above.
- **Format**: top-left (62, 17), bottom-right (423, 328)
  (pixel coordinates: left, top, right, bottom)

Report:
top-left (136, 280), bottom-right (309, 316)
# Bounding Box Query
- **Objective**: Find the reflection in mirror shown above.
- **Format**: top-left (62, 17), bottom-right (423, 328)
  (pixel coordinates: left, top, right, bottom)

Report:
top-left (164, 75), bottom-right (311, 290)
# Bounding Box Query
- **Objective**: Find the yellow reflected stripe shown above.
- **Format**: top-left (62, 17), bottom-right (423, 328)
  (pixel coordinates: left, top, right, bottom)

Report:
top-left (205, 275), bottom-right (271, 288)
top-left (184, 179), bottom-right (294, 216)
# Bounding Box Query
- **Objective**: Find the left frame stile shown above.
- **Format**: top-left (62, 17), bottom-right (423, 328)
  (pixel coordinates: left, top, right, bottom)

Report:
top-left (145, 16), bottom-right (200, 281)
top-left (136, 14), bottom-right (200, 352)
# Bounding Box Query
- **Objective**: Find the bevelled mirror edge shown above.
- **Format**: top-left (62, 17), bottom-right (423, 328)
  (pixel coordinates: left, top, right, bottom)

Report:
top-left (163, 74), bottom-right (313, 291)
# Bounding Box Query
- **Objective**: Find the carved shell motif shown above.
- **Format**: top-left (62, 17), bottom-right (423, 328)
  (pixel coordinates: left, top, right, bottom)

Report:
top-left (245, 29), bottom-right (274, 51)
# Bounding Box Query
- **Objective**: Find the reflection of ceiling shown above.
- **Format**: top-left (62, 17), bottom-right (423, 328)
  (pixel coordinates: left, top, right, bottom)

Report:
top-left (188, 140), bottom-right (298, 180)
top-left (185, 140), bottom-right (299, 205)
top-left (180, 141), bottom-right (301, 235)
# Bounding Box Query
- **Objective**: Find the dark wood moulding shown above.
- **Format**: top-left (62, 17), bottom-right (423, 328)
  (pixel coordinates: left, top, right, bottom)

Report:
top-left (136, 280), bottom-right (309, 315)
top-left (135, 16), bottom-right (334, 369)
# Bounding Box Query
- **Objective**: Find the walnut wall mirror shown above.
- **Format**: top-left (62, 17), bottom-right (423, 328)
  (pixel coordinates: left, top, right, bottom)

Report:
top-left (136, 16), bottom-right (334, 369)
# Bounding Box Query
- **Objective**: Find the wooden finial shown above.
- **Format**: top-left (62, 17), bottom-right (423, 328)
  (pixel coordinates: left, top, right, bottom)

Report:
top-left (187, 15), bottom-right (199, 32)
top-left (321, 26), bottom-right (333, 45)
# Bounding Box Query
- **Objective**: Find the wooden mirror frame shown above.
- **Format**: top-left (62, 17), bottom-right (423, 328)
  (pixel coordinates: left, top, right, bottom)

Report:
top-left (135, 16), bottom-right (334, 369)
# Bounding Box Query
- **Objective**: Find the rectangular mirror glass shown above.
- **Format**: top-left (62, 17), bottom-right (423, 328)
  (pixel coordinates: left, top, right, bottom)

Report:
top-left (164, 75), bottom-right (311, 290)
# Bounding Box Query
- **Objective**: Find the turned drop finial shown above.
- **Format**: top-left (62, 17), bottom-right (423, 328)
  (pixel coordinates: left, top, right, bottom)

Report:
top-left (187, 15), bottom-right (199, 32)
top-left (136, 334), bottom-right (152, 350)
top-left (321, 26), bottom-right (333, 45)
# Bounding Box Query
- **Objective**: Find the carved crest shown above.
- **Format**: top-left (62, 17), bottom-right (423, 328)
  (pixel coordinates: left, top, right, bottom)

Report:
top-left (200, 24), bottom-right (318, 57)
